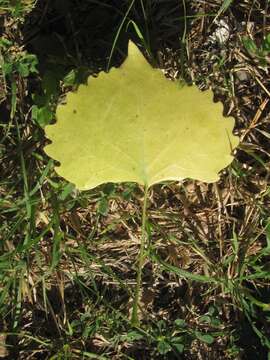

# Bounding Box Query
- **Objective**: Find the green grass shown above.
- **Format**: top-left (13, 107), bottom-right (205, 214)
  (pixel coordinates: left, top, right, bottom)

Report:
top-left (1, 0), bottom-right (270, 359)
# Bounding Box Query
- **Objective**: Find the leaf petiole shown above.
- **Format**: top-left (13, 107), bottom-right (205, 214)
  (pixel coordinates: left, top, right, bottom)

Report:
top-left (131, 184), bottom-right (149, 327)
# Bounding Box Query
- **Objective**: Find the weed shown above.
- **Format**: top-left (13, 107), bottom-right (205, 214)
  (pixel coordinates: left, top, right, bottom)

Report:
top-left (243, 33), bottom-right (270, 68)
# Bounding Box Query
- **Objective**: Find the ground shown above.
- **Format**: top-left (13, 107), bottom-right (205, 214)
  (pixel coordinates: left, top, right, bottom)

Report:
top-left (0, 0), bottom-right (270, 359)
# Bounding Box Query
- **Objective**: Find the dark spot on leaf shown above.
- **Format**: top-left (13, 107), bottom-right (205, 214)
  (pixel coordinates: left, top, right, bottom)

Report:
top-left (73, 109), bottom-right (77, 114)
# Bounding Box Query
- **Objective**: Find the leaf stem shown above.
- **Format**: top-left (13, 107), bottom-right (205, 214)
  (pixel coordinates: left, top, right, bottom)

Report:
top-left (131, 185), bottom-right (148, 327)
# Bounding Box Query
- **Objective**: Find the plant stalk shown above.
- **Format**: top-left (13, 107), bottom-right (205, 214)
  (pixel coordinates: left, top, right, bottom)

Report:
top-left (131, 185), bottom-right (148, 327)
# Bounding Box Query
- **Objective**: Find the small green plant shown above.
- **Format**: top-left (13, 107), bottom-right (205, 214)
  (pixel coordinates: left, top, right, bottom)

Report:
top-left (0, 37), bottom-right (38, 117)
top-left (243, 34), bottom-right (270, 67)
top-left (154, 320), bottom-right (187, 356)
top-left (44, 41), bottom-right (239, 327)
top-left (120, 318), bottom-right (216, 357)
top-left (0, 0), bottom-right (35, 18)
top-left (1, 49), bottom-right (38, 78)
top-left (31, 69), bottom-right (61, 128)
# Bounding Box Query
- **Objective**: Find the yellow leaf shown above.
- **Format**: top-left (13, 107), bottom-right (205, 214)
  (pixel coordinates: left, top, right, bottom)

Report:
top-left (45, 41), bottom-right (238, 190)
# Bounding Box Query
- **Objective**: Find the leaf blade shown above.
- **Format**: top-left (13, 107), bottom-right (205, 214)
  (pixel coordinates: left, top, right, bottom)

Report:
top-left (45, 41), bottom-right (239, 190)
